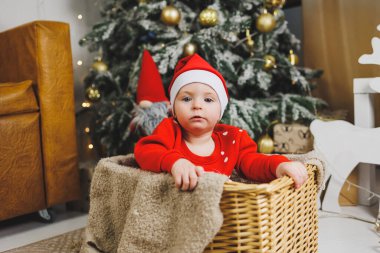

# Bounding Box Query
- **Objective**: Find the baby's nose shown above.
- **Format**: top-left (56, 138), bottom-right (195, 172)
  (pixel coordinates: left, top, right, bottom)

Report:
top-left (192, 99), bottom-right (203, 109)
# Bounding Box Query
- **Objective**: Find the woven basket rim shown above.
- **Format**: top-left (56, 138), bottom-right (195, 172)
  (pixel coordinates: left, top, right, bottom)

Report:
top-left (224, 164), bottom-right (316, 194)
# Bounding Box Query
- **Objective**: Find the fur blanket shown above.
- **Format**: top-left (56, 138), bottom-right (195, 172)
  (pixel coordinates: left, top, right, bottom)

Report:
top-left (81, 155), bottom-right (228, 253)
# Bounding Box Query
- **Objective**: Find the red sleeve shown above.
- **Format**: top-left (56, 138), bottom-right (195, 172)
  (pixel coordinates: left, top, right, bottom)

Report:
top-left (237, 131), bottom-right (290, 182)
top-left (134, 118), bottom-right (185, 173)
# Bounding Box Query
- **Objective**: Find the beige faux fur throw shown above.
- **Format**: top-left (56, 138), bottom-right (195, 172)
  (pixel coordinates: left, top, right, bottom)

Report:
top-left (81, 155), bottom-right (228, 253)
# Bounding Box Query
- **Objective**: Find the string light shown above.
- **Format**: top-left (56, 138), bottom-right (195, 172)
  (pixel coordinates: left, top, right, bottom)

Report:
top-left (76, 11), bottom-right (85, 72)
top-left (76, 12), bottom-right (94, 153)
top-left (82, 102), bottom-right (91, 108)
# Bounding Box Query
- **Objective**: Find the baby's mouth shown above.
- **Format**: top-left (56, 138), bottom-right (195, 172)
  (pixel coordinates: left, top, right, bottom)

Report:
top-left (191, 115), bottom-right (203, 120)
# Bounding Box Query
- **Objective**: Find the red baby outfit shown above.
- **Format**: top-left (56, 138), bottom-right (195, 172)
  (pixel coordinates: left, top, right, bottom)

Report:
top-left (134, 117), bottom-right (290, 182)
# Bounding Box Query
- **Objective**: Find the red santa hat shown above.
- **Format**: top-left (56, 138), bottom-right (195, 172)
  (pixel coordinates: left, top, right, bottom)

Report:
top-left (168, 53), bottom-right (229, 119)
top-left (136, 50), bottom-right (169, 104)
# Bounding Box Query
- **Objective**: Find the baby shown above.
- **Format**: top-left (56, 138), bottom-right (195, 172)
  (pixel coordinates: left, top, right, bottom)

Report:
top-left (134, 54), bottom-right (308, 191)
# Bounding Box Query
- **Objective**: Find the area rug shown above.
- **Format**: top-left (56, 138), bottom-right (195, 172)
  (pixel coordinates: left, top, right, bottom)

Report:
top-left (4, 228), bottom-right (84, 253)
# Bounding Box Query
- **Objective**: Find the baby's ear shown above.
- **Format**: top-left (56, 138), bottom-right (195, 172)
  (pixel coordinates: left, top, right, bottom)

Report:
top-left (167, 104), bottom-right (174, 117)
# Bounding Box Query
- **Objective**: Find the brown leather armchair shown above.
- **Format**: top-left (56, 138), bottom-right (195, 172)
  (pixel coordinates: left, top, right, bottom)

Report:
top-left (0, 21), bottom-right (81, 221)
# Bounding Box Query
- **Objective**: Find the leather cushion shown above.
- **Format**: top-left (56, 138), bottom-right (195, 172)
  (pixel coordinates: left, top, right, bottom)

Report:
top-left (0, 80), bottom-right (39, 116)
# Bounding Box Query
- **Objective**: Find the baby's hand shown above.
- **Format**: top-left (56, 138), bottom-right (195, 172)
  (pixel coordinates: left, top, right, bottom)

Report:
top-left (275, 161), bottom-right (308, 189)
top-left (171, 158), bottom-right (204, 191)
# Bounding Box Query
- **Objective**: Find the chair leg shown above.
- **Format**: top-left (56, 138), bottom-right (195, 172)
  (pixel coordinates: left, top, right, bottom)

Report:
top-left (37, 209), bottom-right (55, 223)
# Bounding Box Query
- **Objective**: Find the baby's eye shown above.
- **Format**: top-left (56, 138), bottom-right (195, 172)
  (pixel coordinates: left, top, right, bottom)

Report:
top-left (182, 96), bottom-right (191, 102)
top-left (204, 97), bottom-right (214, 103)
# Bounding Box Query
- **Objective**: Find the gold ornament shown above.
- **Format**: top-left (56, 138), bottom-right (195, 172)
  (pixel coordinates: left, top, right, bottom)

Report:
top-left (256, 10), bottom-right (276, 33)
top-left (288, 49), bottom-right (299, 65)
top-left (86, 85), bottom-right (101, 102)
top-left (263, 55), bottom-right (276, 70)
top-left (245, 29), bottom-right (255, 55)
top-left (272, 9), bottom-right (285, 23)
top-left (199, 7), bottom-right (218, 27)
top-left (92, 59), bottom-right (108, 72)
top-left (257, 133), bottom-right (274, 154)
top-left (265, 0), bottom-right (286, 8)
top-left (183, 42), bottom-right (197, 56)
top-left (160, 5), bottom-right (181, 26)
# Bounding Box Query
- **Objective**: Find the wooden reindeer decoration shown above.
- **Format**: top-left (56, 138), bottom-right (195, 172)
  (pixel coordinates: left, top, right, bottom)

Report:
top-left (310, 119), bottom-right (380, 213)
top-left (311, 23), bottom-right (380, 214)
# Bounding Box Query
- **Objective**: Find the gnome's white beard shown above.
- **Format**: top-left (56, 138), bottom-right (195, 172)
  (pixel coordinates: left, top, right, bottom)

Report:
top-left (129, 102), bottom-right (169, 136)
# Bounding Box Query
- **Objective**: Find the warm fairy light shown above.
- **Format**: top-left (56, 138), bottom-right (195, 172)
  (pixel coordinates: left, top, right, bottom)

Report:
top-left (85, 127), bottom-right (90, 133)
top-left (78, 14), bottom-right (83, 20)
top-left (77, 60), bottom-right (83, 66)
top-left (88, 144), bottom-right (94, 149)
top-left (82, 102), bottom-right (91, 108)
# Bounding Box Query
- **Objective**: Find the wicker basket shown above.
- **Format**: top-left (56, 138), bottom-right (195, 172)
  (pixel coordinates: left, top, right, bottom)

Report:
top-left (205, 164), bottom-right (318, 253)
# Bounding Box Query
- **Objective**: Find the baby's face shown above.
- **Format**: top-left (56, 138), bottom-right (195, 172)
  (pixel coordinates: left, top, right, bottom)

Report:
top-left (173, 82), bottom-right (221, 135)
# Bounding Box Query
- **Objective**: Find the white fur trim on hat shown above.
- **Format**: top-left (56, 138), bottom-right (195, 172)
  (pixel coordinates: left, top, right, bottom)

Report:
top-left (170, 70), bottom-right (228, 119)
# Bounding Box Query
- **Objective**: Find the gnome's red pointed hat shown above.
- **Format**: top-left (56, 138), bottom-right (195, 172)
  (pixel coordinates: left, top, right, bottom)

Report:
top-left (168, 53), bottom-right (229, 118)
top-left (136, 50), bottom-right (168, 104)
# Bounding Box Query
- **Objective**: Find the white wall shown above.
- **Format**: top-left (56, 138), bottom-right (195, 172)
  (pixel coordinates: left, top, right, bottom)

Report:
top-left (0, 0), bottom-right (100, 111)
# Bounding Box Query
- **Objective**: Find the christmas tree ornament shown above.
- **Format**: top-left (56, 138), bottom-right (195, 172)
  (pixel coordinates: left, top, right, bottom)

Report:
top-left (263, 54), bottom-right (276, 70)
top-left (199, 7), bottom-right (218, 27)
top-left (256, 10), bottom-right (276, 33)
top-left (288, 49), bottom-right (299, 65)
top-left (265, 0), bottom-right (286, 8)
top-left (136, 50), bottom-right (169, 107)
top-left (160, 5), bottom-right (181, 26)
top-left (86, 85), bottom-right (101, 102)
top-left (183, 42), bottom-right (197, 56)
top-left (257, 133), bottom-right (274, 154)
top-left (245, 29), bottom-right (255, 55)
top-left (140, 31), bottom-right (156, 43)
top-left (91, 58), bottom-right (108, 72)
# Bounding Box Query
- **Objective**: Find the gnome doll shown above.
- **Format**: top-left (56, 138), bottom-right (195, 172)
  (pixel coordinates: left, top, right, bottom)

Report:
top-left (129, 50), bottom-right (170, 136)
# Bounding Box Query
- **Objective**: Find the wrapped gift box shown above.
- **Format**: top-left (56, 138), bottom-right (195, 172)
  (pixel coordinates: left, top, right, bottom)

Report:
top-left (273, 123), bottom-right (313, 154)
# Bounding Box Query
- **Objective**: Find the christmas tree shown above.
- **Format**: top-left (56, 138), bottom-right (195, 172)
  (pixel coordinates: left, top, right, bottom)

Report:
top-left (80, 0), bottom-right (326, 156)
